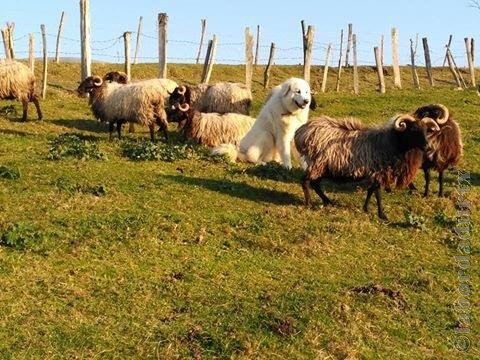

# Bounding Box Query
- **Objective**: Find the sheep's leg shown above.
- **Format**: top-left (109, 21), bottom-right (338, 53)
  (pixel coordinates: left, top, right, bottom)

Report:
top-left (310, 178), bottom-right (333, 206)
top-left (438, 170), bottom-right (444, 197)
top-left (374, 185), bottom-right (388, 220)
top-left (21, 100), bottom-right (28, 121)
top-left (149, 124), bottom-right (156, 142)
top-left (301, 175), bottom-right (312, 206)
top-left (32, 96), bottom-right (43, 120)
top-left (108, 122), bottom-right (115, 141)
top-left (117, 120), bottom-right (123, 139)
top-left (423, 167), bottom-right (431, 198)
top-left (363, 185), bottom-right (375, 213)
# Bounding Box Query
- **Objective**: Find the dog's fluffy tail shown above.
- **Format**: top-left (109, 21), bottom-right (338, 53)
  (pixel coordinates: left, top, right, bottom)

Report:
top-left (211, 143), bottom-right (246, 162)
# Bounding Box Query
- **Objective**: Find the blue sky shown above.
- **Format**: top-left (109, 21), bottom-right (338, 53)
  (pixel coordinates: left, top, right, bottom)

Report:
top-left (1, 0), bottom-right (478, 66)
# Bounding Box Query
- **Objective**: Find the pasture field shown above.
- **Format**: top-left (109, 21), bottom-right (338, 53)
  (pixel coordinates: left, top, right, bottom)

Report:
top-left (0, 62), bottom-right (479, 359)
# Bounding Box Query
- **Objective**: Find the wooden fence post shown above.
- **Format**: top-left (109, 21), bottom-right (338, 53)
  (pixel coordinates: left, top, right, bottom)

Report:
top-left (28, 33), bottom-right (35, 71)
top-left (352, 34), bottom-right (359, 95)
top-left (374, 46), bottom-right (385, 93)
top-left (55, 11), bottom-right (66, 63)
top-left (201, 35), bottom-right (217, 84)
top-left (254, 25), bottom-right (260, 67)
top-left (1, 29), bottom-right (11, 60)
top-left (335, 29), bottom-right (344, 92)
top-left (133, 16), bottom-right (143, 65)
top-left (303, 25), bottom-right (314, 83)
top-left (422, 37), bottom-right (434, 86)
top-left (195, 19), bottom-right (207, 64)
top-left (446, 49), bottom-right (463, 89)
top-left (158, 13), bottom-right (168, 78)
top-left (443, 35), bottom-right (453, 67)
top-left (40, 24), bottom-right (48, 99)
top-left (80, 0), bottom-right (91, 80)
top-left (124, 32), bottom-right (131, 81)
top-left (465, 37), bottom-right (476, 87)
top-left (321, 43), bottom-right (332, 93)
top-left (391, 27), bottom-right (402, 88)
top-left (301, 20), bottom-right (307, 64)
top-left (410, 36), bottom-right (420, 89)
top-left (471, 38), bottom-right (475, 63)
top-left (245, 27), bottom-right (254, 89)
top-left (263, 42), bottom-right (276, 88)
top-left (380, 34), bottom-right (384, 66)
top-left (345, 23), bottom-right (353, 67)
top-left (7, 23), bottom-right (15, 59)
top-left (449, 49), bottom-right (467, 88)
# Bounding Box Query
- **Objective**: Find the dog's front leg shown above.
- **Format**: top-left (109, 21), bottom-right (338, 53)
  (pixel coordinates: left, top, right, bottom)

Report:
top-left (277, 135), bottom-right (292, 169)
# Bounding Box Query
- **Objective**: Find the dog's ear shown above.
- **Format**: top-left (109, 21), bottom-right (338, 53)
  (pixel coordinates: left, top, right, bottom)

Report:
top-left (283, 84), bottom-right (291, 97)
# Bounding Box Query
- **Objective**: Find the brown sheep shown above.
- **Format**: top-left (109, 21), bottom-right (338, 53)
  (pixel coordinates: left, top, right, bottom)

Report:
top-left (294, 115), bottom-right (440, 220)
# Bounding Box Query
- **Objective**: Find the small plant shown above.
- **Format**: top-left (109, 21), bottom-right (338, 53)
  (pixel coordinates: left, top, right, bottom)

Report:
top-left (0, 222), bottom-right (41, 250)
top-left (434, 211), bottom-right (455, 227)
top-left (404, 210), bottom-right (427, 231)
top-left (0, 104), bottom-right (17, 118)
top-left (0, 165), bottom-right (20, 180)
top-left (48, 134), bottom-right (104, 161)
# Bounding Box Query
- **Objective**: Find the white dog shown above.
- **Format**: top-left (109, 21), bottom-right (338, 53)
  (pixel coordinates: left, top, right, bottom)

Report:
top-left (213, 77), bottom-right (311, 169)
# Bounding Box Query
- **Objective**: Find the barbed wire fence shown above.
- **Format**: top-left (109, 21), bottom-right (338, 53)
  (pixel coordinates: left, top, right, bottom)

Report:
top-left (1, 13), bottom-right (477, 97)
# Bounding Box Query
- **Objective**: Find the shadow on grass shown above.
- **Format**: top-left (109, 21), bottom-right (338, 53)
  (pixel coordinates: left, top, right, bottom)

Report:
top-left (51, 118), bottom-right (107, 134)
top-left (164, 174), bottom-right (302, 205)
top-left (0, 129), bottom-right (37, 137)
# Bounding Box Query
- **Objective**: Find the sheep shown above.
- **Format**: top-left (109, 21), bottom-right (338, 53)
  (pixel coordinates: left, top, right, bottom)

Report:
top-left (408, 104), bottom-right (463, 197)
top-left (102, 71), bottom-right (178, 134)
top-left (294, 114), bottom-right (440, 220)
top-left (167, 102), bottom-right (255, 147)
top-left (77, 75), bottom-right (168, 141)
top-left (168, 82), bottom-right (252, 115)
top-left (0, 60), bottom-right (42, 121)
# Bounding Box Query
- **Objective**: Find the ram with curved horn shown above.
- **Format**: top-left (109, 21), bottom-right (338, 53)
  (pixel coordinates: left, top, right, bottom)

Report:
top-left (294, 113), bottom-right (438, 220)
top-left (167, 102), bottom-right (255, 147)
top-left (407, 103), bottom-right (463, 196)
top-left (77, 75), bottom-right (168, 141)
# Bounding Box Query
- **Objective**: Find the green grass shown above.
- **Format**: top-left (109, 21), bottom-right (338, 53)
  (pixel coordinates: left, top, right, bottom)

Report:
top-left (0, 62), bottom-right (479, 359)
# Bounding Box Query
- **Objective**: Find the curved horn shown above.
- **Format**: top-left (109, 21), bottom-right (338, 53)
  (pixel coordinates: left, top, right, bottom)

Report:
top-left (421, 117), bottom-right (440, 132)
top-left (433, 104), bottom-right (449, 125)
top-left (93, 76), bottom-right (103, 87)
top-left (393, 114), bottom-right (416, 132)
top-left (178, 103), bottom-right (190, 112)
top-left (177, 85), bottom-right (186, 95)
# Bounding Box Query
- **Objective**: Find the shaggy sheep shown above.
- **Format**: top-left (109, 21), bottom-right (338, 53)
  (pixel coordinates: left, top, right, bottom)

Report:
top-left (0, 60), bottom-right (42, 121)
top-left (213, 78), bottom-right (311, 169)
top-left (294, 114), bottom-right (440, 220)
top-left (102, 71), bottom-right (178, 134)
top-left (409, 103), bottom-right (463, 197)
top-left (168, 103), bottom-right (255, 147)
top-left (77, 75), bottom-right (168, 141)
top-left (168, 82), bottom-right (252, 115)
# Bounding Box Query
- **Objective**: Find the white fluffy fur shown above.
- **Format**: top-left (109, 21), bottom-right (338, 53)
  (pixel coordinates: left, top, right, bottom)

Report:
top-left (213, 78), bottom-right (311, 168)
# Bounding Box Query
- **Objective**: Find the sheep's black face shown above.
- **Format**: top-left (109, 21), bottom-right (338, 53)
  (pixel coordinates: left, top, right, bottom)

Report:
top-left (413, 105), bottom-right (444, 121)
top-left (103, 71), bottom-right (128, 84)
top-left (77, 77), bottom-right (101, 97)
top-left (168, 88), bottom-right (187, 108)
top-left (397, 123), bottom-right (428, 153)
top-left (166, 108), bottom-right (188, 123)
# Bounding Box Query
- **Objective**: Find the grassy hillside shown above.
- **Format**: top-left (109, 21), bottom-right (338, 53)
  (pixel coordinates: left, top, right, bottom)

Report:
top-left (0, 62), bottom-right (479, 359)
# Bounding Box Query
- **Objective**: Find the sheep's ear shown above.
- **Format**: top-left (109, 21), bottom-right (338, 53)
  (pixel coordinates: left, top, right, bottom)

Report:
top-left (283, 85), bottom-right (291, 97)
